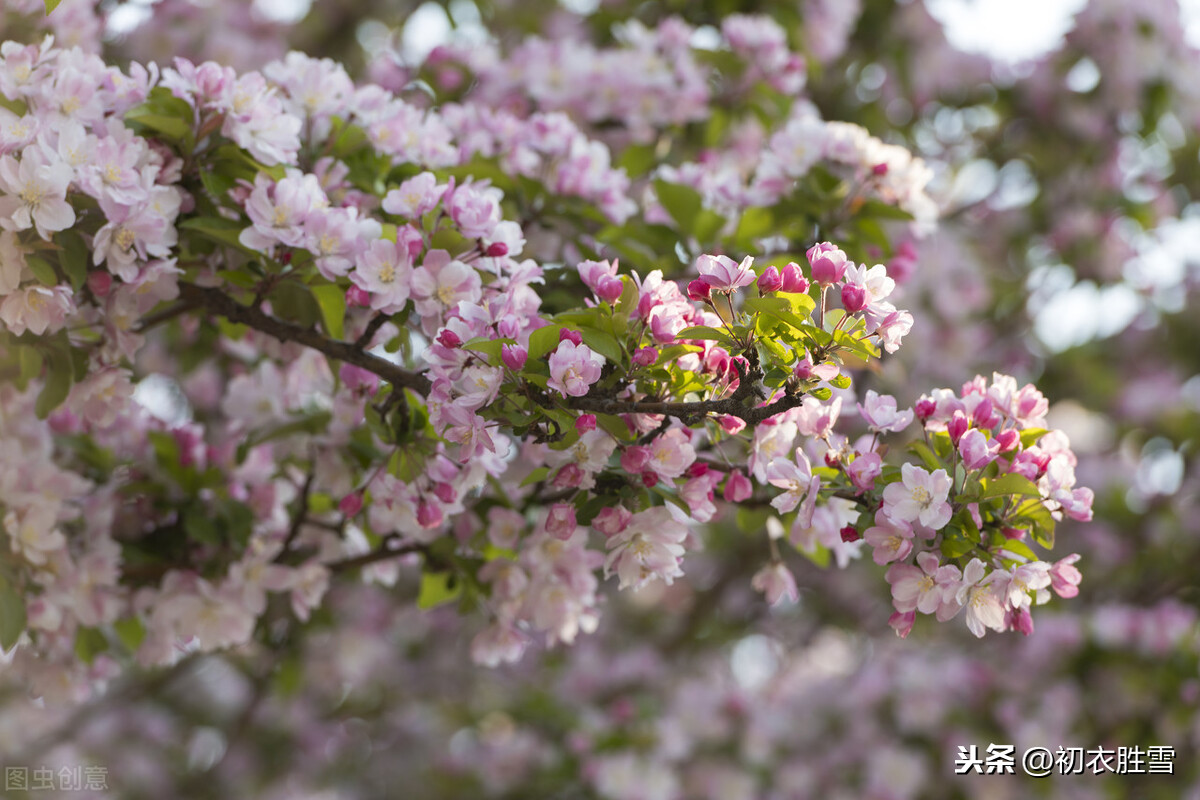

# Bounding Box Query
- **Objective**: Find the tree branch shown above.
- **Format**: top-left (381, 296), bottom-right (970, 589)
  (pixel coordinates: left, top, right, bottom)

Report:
top-left (178, 283), bottom-right (432, 395)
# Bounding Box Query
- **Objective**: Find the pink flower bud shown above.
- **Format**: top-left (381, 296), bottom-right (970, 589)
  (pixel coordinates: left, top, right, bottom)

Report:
top-left (872, 162), bottom-right (889, 176)
top-left (636, 292), bottom-right (657, 320)
top-left (339, 492), bottom-right (363, 516)
top-left (593, 506), bottom-right (632, 537)
top-left (552, 464), bottom-right (585, 488)
top-left (687, 461), bottom-right (710, 478)
top-left (433, 482), bottom-right (456, 503)
top-left (718, 415), bottom-right (746, 435)
top-left (824, 450), bottom-right (840, 468)
top-left (632, 346), bottom-right (657, 366)
top-left (1002, 527), bottom-right (1026, 540)
top-left (501, 344), bottom-right (527, 371)
top-left (806, 242), bottom-right (848, 285)
top-left (436, 329), bottom-right (462, 349)
top-left (1007, 606), bottom-right (1034, 636)
top-left (915, 397), bottom-right (937, 422)
top-left (841, 283), bottom-right (867, 313)
top-left (779, 262), bottom-right (809, 293)
top-left (575, 414), bottom-right (597, 434)
top-left (889, 610), bottom-right (916, 638)
top-left (596, 275), bottom-right (624, 304)
top-left (686, 279), bottom-right (712, 302)
top-left (559, 328), bottom-right (583, 346)
top-left (723, 470), bottom-right (752, 502)
top-left (621, 445), bottom-right (649, 474)
top-left (995, 429), bottom-right (1020, 452)
top-left (545, 503), bottom-right (576, 539)
top-left (346, 285), bottom-right (372, 308)
top-left (757, 265), bottom-right (782, 294)
top-left (840, 525), bottom-right (860, 543)
top-left (417, 502), bottom-right (443, 528)
top-left (947, 411), bottom-right (969, 445)
top-left (640, 470), bottom-right (659, 488)
top-left (485, 241), bottom-right (508, 257)
top-left (87, 271), bottom-right (112, 297)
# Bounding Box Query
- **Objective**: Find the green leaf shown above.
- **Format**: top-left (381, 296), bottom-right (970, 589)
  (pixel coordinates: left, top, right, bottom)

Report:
top-left (693, 209), bottom-right (726, 244)
top-left (830, 373), bottom-right (851, 390)
top-left (735, 207), bottom-right (774, 244)
top-left (653, 179), bottom-right (702, 235)
top-left (980, 473), bottom-right (1042, 500)
top-left (26, 255), bottom-right (58, 287)
top-left (907, 441), bottom-right (942, 472)
top-left (267, 281), bottom-right (319, 328)
top-left (178, 216), bottom-right (258, 254)
top-left (417, 571), bottom-right (461, 610)
top-left (941, 534), bottom-right (975, 559)
top-left (57, 230), bottom-right (89, 291)
top-left (528, 324), bottom-right (564, 362)
top-left (579, 327), bottom-right (622, 365)
top-left (461, 336), bottom-right (510, 365)
top-left (744, 296), bottom-right (811, 334)
top-left (74, 627), bottom-right (108, 665)
top-left (0, 572), bottom-right (27, 651)
top-left (114, 617), bottom-right (146, 652)
top-left (17, 346), bottom-right (43, 384)
top-left (311, 284), bottom-right (347, 340)
top-left (677, 325), bottom-right (735, 345)
top-left (1019, 428), bottom-right (1048, 448)
top-left (45, 0), bottom-right (63, 13)
top-left (520, 466), bottom-right (550, 487)
top-left (123, 87), bottom-right (195, 144)
top-left (35, 347), bottom-right (73, 419)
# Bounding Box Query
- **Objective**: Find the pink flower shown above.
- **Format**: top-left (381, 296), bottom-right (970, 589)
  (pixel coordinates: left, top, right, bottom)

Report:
top-left (751, 562), bottom-right (798, 605)
top-left (0, 150), bottom-right (76, 240)
top-left (958, 428), bottom-right (999, 470)
top-left (0, 284), bottom-right (73, 335)
top-left (779, 262), bottom-right (810, 293)
top-left (806, 242), bottom-right (848, 285)
top-left (863, 509), bottom-right (914, 565)
top-left (604, 507), bottom-right (688, 590)
top-left (955, 558), bottom-right (1007, 638)
top-left (547, 339), bottom-right (604, 397)
top-left (858, 390), bottom-right (914, 433)
top-left (846, 451), bottom-right (882, 492)
top-left (350, 238), bottom-right (412, 313)
top-left (765, 450), bottom-right (820, 527)
top-left (696, 253), bottom-right (757, 292)
top-left (382, 172), bottom-right (444, 217)
top-left (724, 470), bottom-right (752, 502)
top-left (501, 344), bottom-right (527, 371)
top-left (545, 504), bottom-right (577, 540)
top-left (1049, 554), bottom-right (1082, 598)
top-left (886, 551), bottom-right (959, 616)
top-left (757, 265), bottom-right (782, 293)
top-left (882, 463), bottom-right (953, 530)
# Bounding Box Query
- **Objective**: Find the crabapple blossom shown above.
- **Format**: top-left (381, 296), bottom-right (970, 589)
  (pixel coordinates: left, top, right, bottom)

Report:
top-left (546, 339), bottom-right (604, 397)
top-left (695, 253), bottom-right (756, 292)
top-left (857, 390), bottom-right (914, 433)
top-left (0, 148), bottom-right (75, 239)
top-left (882, 463), bottom-right (953, 530)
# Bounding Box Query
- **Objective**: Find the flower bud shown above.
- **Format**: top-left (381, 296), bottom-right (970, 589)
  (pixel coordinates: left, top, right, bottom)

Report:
top-left (632, 346), bottom-right (657, 366)
top-left (575, 414), bottom-right (597, 434)
top-left (485, 241), bottom-right (508, 257)
top-left (841, 283), bottom-right (867, 313)
top-left (545, 504), bottom-right (576, 539)
top-left (947, 411), bottom-right (970, 445)
top-left (872, 162), bottom-right (889, 176)
top-left (839, 525), bottom-right (861, 543)
top-left (620, 445), bottom-right (649, 474)
top-left (779, 262), bottom-right (809, 294)
top-left (552, 464), bottom-right (585, 488)
top-left (640, 470), bottom-right (659, 488)
top-left (338, 491), bottom-right (364, 517)
top-left (806, 242), bottom-right (848, 285)
top-left (686, 279), bottom-right (712, 302)
top-left (559, 328), bottom-right (583, 346)
top-left (593, 506), bottom-right (632, 537)
top-left (757, 265), bottom-right (782, 294)
top-left (501, 344), bottom-right (527, 371)
top-left (436, 329), bottom-right (462, 349)
top-left (596, 275), bottom-right (624, 304)
top-left (433, 482), bottom-right (457, 503)
top-left (914, 397), bottom-right (937, 422)
top-left (87, 271), bottom-right (113, 297)
top-left (687, 461), bottom-right (710, 479)
top-left (995, 429), bottom-right (1020, 452)
top-left (723, 470), bottom-right (752, 502)
top-left (417, 501), bottom-right (443, 528)
top-left (346, 285), bottom-right (372, 308)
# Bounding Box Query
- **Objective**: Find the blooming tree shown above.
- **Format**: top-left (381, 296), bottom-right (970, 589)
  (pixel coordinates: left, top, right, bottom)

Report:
top-left (1, 0), bottom-right (1196, 797)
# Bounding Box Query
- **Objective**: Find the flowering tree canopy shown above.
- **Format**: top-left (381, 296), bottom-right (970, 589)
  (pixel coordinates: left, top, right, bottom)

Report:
top-left (1, 0), bottom-right (1198, 798)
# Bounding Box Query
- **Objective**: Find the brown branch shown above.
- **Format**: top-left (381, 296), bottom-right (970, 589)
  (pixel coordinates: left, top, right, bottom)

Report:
top-left (564, 391), bottom-right (806, 426)
top-left (327, 538), bottom-right (424, 573)
top-left (179, 282), bottom-right (432, 395)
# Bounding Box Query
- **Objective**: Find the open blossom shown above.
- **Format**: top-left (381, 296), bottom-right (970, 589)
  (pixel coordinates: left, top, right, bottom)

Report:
top-left (547, 339), bottom-right (604, 397)
top-left (765, 449), bottom-right (820, 527)
top-left (696, 253), bottom-right (756, 292)
top-left (858, 390), bottom-right (913, 433)
top-left (863, 509), bottom-right (915, 565)
top-left (383, 171), bottom-right (445, 217)
top-left (0, 230), bottom-right (27, 294)
top-left (955, 558), bottom-right (1008, 638)
top-left (0, 284), bottom-right (73, 335)
top-left (752, 562), bottom-right (798, 605)
top-left (886, 551), bottom-right (960, 617)
top-left (604, 507), bottom-right (688, 590)
top-left (958, 428), bottom-right (999, 470)
top-left (0, 149), bottom-right (76, 239)
top-left (882, 463), bottom-right (953, 530)
top-left (411, 249), bottom-right (482, 319)
top-left (644, 427), bottom-right (696, 483)
top-left (351, 238), bottom-right (412, 313)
